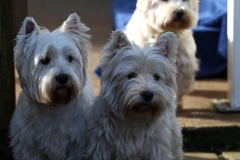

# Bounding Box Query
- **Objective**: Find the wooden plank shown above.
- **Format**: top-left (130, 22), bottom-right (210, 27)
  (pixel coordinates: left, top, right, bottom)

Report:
top-left (0, 0), bottom-right (16, 130)
top-left (13, 0), bottom-right (28, 104)
top-left (0, 0), bottom-right (28, 130)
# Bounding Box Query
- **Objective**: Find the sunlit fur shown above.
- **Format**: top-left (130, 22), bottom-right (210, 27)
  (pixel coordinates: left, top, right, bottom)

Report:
top-left (76, 30), bottom-right (183, 160)
top-left (10, 13), bottom-right (93, 160)
top-left (126, 0), bottom-right (200, 107)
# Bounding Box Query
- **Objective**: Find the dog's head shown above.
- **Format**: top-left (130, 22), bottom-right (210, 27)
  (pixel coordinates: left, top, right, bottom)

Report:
top-left (14, 13), bottom-right (91, 105)
top-left (137, 0), bottom-right (199, 31)
top-left (100, 30), bottom-right (178, 123)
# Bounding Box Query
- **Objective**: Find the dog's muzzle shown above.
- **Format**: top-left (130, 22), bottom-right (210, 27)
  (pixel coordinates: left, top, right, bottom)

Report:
top-left (45, 73), bottom-right (78, 105)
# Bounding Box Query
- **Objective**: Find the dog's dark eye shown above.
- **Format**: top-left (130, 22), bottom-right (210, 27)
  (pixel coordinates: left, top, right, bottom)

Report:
top-left (66, 55), bottom-right (73, 63)
top-left (40, 57), bottom-right (50, 65)
top-left (128, 73), bottom-right (137, 79)
top-left (153, 74), bottom-right (160, 81)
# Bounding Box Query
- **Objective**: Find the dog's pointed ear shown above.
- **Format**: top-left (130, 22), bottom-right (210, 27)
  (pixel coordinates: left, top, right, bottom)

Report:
top-left (18, 17), bottom-right (39, 36)
top-left (102, 30), bottom-right (132, 56)
top-left (24, 17), bottom-right (38, 35)
top-left (154, 32), bottom-right (178, 64)
top-left (60, 13), bottom-right (90, 37)
top-left (14, 17), bottom-right (39, 60)
top-left (137, 0), bottom-right (151, 13)
top-left (100, 30), bottom-right (132, 69)
top-left (193, 0), bottom-right (200, 11)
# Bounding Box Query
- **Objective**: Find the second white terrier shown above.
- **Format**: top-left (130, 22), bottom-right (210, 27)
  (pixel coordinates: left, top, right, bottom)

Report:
top-left (126, 0), bottom-right (200, 109)
top-left (78, 30), bottom-right (183, 160)
top-left (10, 13), bottom-right (93, 160)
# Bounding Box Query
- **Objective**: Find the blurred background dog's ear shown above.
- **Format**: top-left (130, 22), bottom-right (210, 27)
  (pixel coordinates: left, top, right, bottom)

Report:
top-left (193, 0), bottom-right (200, 11)
top-left (137, 0), bottom-right (151, 13)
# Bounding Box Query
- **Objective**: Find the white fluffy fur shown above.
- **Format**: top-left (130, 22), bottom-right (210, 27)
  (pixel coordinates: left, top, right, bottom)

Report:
top-left (71, 30), bottom-right (183, 159)
top-left (10, 13), bottom-right (93, 160)
top-left (126, 0), bottom-right (200, 107)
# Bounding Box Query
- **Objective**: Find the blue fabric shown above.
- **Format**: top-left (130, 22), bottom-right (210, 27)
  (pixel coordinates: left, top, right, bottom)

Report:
top-left (95, 0), bottom-right (227, 78)
top-left (194, 0), bottom-right (227, 77)
top-left (111, 0), bottom-right (137, 31)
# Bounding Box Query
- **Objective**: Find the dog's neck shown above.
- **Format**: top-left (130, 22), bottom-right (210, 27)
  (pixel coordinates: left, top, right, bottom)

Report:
top-left (21, 91), bottom-right (79, 114)
top-left (100, 96), bottom-right (158, 128)
top-left (146, 23), bottom-right (186, 40)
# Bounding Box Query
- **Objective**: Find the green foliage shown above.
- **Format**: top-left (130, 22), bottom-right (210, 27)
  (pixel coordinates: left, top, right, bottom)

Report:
top-left (183, 137), bottom-right (192, 149)
top-left (218, 155), bottom-right (229, 160)
top-left (224, 140), bottom-right (240, 151)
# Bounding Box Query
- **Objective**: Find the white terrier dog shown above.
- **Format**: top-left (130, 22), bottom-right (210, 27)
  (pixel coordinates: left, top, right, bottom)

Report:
top-left (10, 13), bottom-right (93, 160)
top-left (77, 30), bottom-right (183, 160)
top-left (126, 0), bottom-right (200, 109)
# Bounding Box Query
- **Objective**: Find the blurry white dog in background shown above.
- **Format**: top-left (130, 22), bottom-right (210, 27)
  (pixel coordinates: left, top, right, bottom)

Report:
top-left (10, 13), bottom-right (93, 160)
top-left (126, 0), bottom-right (200, 110)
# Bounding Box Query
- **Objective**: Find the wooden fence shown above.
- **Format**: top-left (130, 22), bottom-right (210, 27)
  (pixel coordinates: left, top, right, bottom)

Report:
top-left (0, 0), bottom-right (28, 130)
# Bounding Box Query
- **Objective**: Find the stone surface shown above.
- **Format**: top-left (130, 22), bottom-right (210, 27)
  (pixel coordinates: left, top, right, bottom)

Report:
top-left (222, 152), bottom-right (240, 160)
top-left (184, 152), bottom-right (219, 160)
top-left (177, 79), bottom-right (240, 128)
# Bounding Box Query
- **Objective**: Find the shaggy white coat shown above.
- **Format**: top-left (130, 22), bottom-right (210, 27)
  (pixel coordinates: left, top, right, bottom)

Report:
top-left (71, 30), bottom-right (183, 160)
top-left (10, 13), bottom-right (93, 160)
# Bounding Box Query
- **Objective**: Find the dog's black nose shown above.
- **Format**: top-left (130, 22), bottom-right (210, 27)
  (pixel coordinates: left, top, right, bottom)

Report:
top-left (56, 74), bottom-right (69, 85)
top-left (141, 91), bottom-right (153, 102)
top-left (174, 9), bottom-right (184, 19)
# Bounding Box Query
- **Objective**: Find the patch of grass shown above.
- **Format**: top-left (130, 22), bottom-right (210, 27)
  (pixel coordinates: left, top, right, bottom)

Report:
top-left (183, 137), bottom-right (192, 149)
top-left (218, 155), bottom-right (229, 160)
top-left (224, 140), bottom-right (240, 151)
top-left (209, 101), bottom-right (218, 111)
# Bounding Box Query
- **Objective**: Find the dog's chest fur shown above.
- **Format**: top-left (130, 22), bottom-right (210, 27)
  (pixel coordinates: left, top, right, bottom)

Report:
top-left (110, 122), bottom-right (172, 159)
top-left (88, 98), bottom-right (174, 159)
top-left (11, 92), bottom-right (88, 159)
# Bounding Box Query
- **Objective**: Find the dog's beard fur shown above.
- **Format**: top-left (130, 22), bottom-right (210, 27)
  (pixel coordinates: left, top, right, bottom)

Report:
top-left (40, 69), bottom-right (80, 105)
top-left (14, 14), bottom-right (91, 106)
